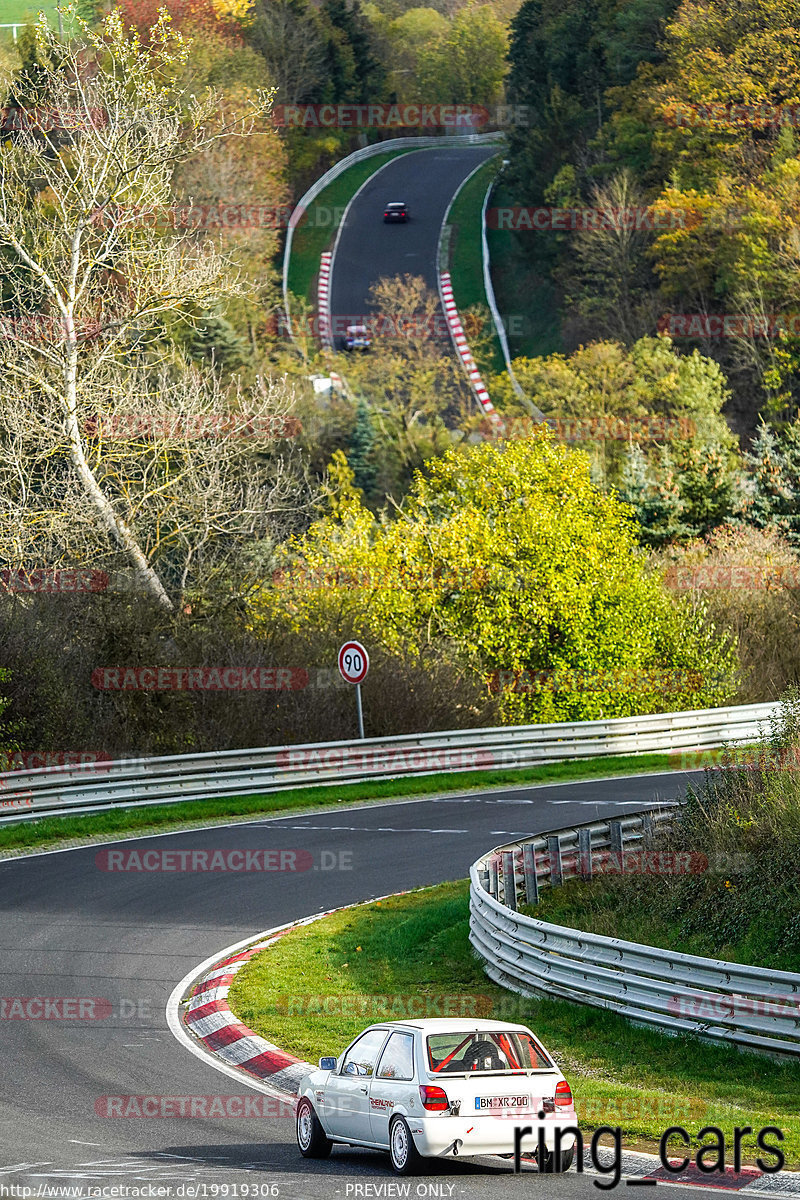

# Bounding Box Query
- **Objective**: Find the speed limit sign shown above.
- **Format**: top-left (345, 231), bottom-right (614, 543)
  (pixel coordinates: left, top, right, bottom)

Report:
top-left (338, 640), bottom-right (369, 738)
top-left (338, 640), bottom-right (369, 685)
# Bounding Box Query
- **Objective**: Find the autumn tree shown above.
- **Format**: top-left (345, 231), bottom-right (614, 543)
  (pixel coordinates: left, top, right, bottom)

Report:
top-left (259, 436), bottom-right (737, 722)
top-left (248, 0), bottom-right (328, 105)
top-left (0, 11), bottom-right (303, 609)
top-left (419, 7), bottom-right (507, 108)
top-left (172, 28), bottom-right (291, 358)
top-left (382, 8), bottom-right (448, 101)
top-left (490, 335), bottom-right (735, 489)
top-left (559, 170), bottom-right (662, 344)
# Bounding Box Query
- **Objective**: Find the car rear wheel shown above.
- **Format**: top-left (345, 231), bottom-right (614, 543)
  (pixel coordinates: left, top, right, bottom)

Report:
top-left (389, 1116), bottom-right (423, 1175)
top-left (296, 1098), bottom-right (332, 1159)
top-left (540, 1145), bottom-right (575, 1172)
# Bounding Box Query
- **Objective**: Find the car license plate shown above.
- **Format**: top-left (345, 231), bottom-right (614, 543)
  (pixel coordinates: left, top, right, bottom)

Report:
top-left (475, 1095), bottom-right (530, 1110)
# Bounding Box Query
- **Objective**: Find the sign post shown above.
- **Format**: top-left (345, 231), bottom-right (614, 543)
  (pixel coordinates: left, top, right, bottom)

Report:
top-left (338, 640), bottom-right (369, 739)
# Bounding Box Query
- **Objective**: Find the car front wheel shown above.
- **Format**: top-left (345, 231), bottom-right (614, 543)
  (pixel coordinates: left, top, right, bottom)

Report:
top-left (296, 1098), bottom-right (332, 1159)
top-left (389, 1116), bottom-right (423, 1175)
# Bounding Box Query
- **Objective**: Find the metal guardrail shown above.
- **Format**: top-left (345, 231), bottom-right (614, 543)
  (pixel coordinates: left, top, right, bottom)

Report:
top-left (281, 131), bottom-right (504, 341)
top-left (480, 173), bottom-right (545, 421)
top-left (469, 809), bottom-right (800, 1058)
top-left (0, 699), bottom-right (780, 825)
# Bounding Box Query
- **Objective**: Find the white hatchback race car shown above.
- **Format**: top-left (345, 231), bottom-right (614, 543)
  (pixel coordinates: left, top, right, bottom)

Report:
top-left (295, 1018), bottom-right (577, 1175)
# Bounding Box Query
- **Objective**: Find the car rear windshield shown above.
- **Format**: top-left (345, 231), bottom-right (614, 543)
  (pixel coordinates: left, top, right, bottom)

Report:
top-left (427, 1030), bottom-right (553, 1074)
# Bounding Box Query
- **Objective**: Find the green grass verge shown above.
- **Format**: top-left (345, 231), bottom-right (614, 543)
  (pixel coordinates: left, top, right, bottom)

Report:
top-left (486, 180), bottom-right (563, 360)
top-left (228, 879), bottom-right (800, 1168)
top-left (286, 147), bottom-right (419, 309)
top-left (0, 1), bottom-right (53, 28)
top-left (0, 749), bottom-right (682, 856)
top-left (445, 156), bottom-right (504, 377)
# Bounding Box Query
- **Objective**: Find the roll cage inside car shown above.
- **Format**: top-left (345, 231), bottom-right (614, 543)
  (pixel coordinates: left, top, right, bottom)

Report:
top-left (428, 1030), bottom-right (553, 1074)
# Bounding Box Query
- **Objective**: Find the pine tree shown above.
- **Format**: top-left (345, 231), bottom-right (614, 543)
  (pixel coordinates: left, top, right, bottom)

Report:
top-left (619, 443), bottom-right (689, 546)
top-left (190, 313), bottom-right (251, 372)
top-left (744, 421), bottom-right (800, 545)
top-left (347, 398), bottom-right (377, 498)
top-left (321, 0), bottom-right (384, 102)
top-left (675, 443), bottom-right (735, 538)
top-left (775, 421), bottom-right (800, 545)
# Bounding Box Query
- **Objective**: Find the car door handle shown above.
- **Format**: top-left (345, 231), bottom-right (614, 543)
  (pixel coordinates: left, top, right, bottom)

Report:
top-left (360, 1086), bottom-right (368, 1093)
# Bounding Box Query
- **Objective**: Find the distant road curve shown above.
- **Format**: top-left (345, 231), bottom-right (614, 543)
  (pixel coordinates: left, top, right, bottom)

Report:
top-left (329, 143), bottom-right (496, 346)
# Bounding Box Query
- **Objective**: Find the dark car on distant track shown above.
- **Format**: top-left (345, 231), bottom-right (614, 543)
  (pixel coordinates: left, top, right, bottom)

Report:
top-left (343, 324), bottom-right (371, 351)
top-left (383, 202), bottom-right (409, 223)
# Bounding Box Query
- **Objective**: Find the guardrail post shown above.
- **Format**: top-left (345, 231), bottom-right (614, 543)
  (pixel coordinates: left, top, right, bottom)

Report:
top-left (488, 856), bottom-right (499, 898)
top-left (547, 836), bottom-right (563, 887)
top-left (523, 843), bottom-right (538, 905)
top-left (642, 812), bottom-right (655, 845)
top-left (578, 827), bottom-right (592, 881)
top-left (609, 820), bottom-right (624, 867)
top-left (502, 851), bottom-right (517, 910)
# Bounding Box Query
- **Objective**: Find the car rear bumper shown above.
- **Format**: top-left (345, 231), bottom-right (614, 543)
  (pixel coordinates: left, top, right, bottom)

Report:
top-left (407, 1113), bottom-right (578, 1159)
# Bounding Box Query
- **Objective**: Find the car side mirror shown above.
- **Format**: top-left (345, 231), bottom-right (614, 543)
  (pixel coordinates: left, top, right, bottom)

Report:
top-left (319, 1057), bottom-right (337, 1071)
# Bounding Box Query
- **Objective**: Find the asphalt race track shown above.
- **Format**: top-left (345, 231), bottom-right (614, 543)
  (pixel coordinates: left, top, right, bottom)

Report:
top-left (329, 144), bottom-right (497, 347)
top-left (0, 768), bottom-right (741, 1199)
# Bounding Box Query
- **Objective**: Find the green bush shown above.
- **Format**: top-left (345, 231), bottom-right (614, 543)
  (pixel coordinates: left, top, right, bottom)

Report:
top-left (258, 436), bottom-right (739, 723)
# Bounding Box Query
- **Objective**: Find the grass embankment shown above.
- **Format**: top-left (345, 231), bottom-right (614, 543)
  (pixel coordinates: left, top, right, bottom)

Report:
top-left (0, 2), bottom-right (53, 28)
top-left (286, 147), bottom-right (419, 309)
top-left (0, 748), bottom-right (680, 856)
top-left (486, 179), bottom-right (563, 361)
top-left (445, 157), bottom-right (504, 377)
top-left (229, 880), bottom-right (800, 1168)
top-left (531, 706), bottom-right (800, 973)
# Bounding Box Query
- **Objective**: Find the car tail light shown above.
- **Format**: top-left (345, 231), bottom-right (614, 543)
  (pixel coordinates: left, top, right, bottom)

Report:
top-left (555, 1079), bottom-right (573, 1108)
top-left (419, 1085), bottom-right (449, 1111)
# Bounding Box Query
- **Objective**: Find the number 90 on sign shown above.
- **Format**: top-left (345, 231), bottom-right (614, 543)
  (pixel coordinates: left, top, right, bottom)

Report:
top-left (338, 640), bottom-right (369, 685)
